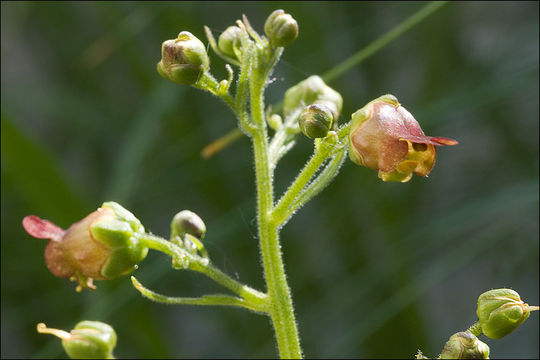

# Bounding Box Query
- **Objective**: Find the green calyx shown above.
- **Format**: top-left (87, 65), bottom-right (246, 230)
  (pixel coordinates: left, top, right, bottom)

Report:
top-left (63, 321), bottom-right (117, 359)
top-left (298, 103), bottom-right (334, 139)
top-left (477, 288), bottom-right (539, 339)
top-left (157, 31), bottom-right (210, 85)
top-left (37, 321), bottom-right (116, 359)
top-left (218, 26), bottom-right (243, 60)
top-left (283, 75), bottom-right (343, 120)
top-left (90, 202), bottom-right (148, 279)
top-left (264, 9), bottom-right (298, 47)
top-left (439, 331), bottom-right (489, 359)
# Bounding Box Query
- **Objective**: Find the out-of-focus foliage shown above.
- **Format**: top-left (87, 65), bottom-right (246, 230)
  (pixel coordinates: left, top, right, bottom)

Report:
top-left (1, 2), bottom-right (538, 358)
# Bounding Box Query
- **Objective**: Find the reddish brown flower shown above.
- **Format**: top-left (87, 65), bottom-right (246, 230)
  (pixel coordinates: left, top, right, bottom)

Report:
top-left (349, 94), bottom-right (458, 182)
top-left (23, 202), bottom-right (148, 291)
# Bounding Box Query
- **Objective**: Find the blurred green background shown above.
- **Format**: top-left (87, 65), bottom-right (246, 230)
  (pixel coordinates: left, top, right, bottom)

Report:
top-left (1, 1), bottom-right (538, 358)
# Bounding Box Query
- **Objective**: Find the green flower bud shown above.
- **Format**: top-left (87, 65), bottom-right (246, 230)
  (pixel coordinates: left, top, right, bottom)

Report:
top-left (283, 75), bottom-right (343, 121)
top-left (268, 113), bottom-right (283, 130)
top-left (348, 94), bottom-right (458, 182)
top-left (264, 9), bottom-right (298, 47)
top-left (440, 331), bottom-right (489, 359)
top-left (38, 321), bottom-right (116, 359)
top-left (23, 202), bottom-right (148, 291)
top-left (477, 288), bottom-right (539, 339)
top-left (171, 210), bottom-right (206, 240)
top-left (157, 31), bottom-right (210, 85)
top-left (298, 103), bottom-right (334, 139)
top-left (218, 26), bottom-right (243, 59)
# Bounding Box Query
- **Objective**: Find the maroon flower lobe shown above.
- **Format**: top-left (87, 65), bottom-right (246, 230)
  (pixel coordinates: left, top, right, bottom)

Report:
top-left (22, 215), bottom-right (65, 241)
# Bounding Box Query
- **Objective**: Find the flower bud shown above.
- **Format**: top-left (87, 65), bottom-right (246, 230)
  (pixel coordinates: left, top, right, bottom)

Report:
top-left (440, 331), bottom-right (489, 359)
top-left (218, 26), bottom-right (243, 59)
top-left (268, 113), bottom-right (283, 130)
top-left (264, 9), bottom-right (299, 47)
top-left (283, 75), bottom-right (343, 121)
top-left (157, 31), bottom-right (210, 85)
top-left (171, 210), bottom-right (206, 240)
top-left (348, 94), bottom-right (458, 182)
top-left (298, 103), bottom-right (334, 139)
top-left (37, 321), bottom-right (116, 359)
top-left (477, 288), bottom-right (539, 339)
top-left (23, 202), bottom-right (148, 291)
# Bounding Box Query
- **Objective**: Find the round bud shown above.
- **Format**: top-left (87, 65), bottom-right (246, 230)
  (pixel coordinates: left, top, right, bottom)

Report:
top-left (283, 75), bottom-right (343, 120)
top-left (218, 26), bottom-right (243, 59)
top-left (37, 321), bottom-right (117, 359)
top-left (477, 288), bottom-right (539, 339)
top-left (298, 103), bottom-right (334, 139)
top-left (157, 31), bottom-right (210, 85)
top-left (440, 331), bottom-right (489, 359)
top-left (171, 210), bottom-right (206, 240)
top-left (264, 9), bottom-right (298, 47)
top-left (268, 114), bottom-right (283, 130)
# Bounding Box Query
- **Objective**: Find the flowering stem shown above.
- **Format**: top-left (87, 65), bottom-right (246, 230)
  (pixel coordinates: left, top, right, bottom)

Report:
top-left (250, 62), bottom-right (302, 357)
top-left (201, 1), bottom-right (448, 158)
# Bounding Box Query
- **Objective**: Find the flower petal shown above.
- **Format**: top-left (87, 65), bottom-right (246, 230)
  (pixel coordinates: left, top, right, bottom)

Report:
top-left (22, 215), bottom-right (65, 241)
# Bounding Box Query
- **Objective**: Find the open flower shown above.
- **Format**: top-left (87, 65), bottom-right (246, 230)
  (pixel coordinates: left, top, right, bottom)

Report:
top-left (23, 202), bottom-right (148, 291)
top-left (348, 94), bottom-right (458, 182)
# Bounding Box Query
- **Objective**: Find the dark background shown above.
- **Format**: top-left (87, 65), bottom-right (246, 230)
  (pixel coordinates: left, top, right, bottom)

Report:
top-left (2, 1), bottom-right (538, 358)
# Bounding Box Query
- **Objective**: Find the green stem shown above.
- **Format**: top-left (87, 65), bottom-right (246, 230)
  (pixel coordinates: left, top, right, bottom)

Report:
top-left (138, 234), bottom-right (266, 306)
top-left (250, 67), bottom-right (302, 358)
top-left (268, 107), bottom-right (302, 169)
top-left (235, 45), bottom-right (257, 135)
top-left (194, 72), bottom-right (235, 109)
top-left (272, 138), bottom-right (338, 226)
top-left (285, 148), bottom-right (347, 223)
top-left (131, 276), bottom-right (267, 313)
top-left (190, 258), bottom-right (268, 307)
top-left (321, 1), bottom-right (449, 82)
top-left (467, 321), bottom-right (483, 337)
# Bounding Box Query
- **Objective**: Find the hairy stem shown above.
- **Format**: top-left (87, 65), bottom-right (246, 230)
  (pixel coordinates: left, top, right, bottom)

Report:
top-left (250, 65), bottom-right (302, 358)
top-left (138, 234), bottom-right (266, 306)
top-left (272, 137), bottom-right (339, 226)
top-left (131, 276), bottom-right (267, 313)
